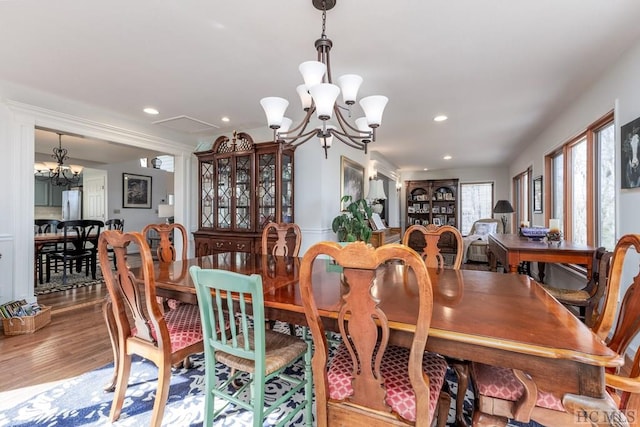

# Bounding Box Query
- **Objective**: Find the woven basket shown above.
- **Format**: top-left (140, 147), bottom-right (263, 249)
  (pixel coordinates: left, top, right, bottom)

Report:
top-left (2, 305), bottom-right (51, 335)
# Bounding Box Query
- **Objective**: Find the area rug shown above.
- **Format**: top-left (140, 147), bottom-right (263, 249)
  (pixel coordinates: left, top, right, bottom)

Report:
top-left (0, 324), bottom-right (544, 426)
top-left (34, 269), bottom-right (104, 296)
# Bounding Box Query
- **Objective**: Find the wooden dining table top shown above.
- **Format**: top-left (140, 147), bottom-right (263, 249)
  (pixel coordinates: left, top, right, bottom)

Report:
top-left (144, 251), bottom-right (621, 371)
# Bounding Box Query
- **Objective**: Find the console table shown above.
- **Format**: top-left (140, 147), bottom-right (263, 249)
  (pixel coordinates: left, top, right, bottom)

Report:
top-left (488, 233), bottom-right (596, 283)
top-left (369, 227), bottom-right (401, 248)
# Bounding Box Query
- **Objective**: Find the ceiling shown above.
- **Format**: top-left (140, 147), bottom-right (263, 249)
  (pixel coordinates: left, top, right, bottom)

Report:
top-left (3, 0), bottom-right (640, 171)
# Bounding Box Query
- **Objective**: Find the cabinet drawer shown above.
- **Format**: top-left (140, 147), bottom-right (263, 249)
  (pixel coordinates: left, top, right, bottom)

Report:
top-left (211, 238), bottom-right (253, 253)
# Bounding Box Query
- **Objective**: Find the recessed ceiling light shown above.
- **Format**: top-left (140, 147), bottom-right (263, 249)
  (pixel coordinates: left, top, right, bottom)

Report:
top-left (221, 116), bottom-right (230, 122)
top-left (433, 115), bottom-right (448, 122)
top-left (143, 107), bottom-right (159, 115)
top-left (423, 168), bottom-right (429, 171)
top-left (443, 155), bottom-right (452, 160)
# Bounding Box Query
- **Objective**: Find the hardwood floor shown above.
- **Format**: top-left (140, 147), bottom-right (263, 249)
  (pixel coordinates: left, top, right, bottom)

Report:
top-left (0, 279), bottom-right (112, 394)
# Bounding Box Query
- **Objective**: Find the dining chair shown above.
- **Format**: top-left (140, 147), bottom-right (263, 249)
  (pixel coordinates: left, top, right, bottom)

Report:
top-left (402, 224), bottom-right (464, 269)
top-left (189, 266), bottom-right (313, 427)
top-left (98, 230), bottom-right (204, 427)
top-left (261, 221), bottom-right (302, 257)
top-left (46, 219), bottom-right (103, 285)
top-left (470, 234), bottom-right (640, 427)
top-left (261, 222), bottom-right (302, 334)
top-left (143, 222), bottom-right (189, 310)
top-left (104, 218), bottom-right (124, 268)
top-left (542, 247), bottom-right (613, 332)
top-left (300, 241), bottom-right (450, 427)
top-left (34, 219), bottom-right (60, 284)
top-left (142, 222), bottom-right (188, 263)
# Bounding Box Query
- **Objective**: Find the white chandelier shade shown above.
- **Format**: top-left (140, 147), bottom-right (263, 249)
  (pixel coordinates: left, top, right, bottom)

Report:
top-left (259, 0), bottom-right (388, 158)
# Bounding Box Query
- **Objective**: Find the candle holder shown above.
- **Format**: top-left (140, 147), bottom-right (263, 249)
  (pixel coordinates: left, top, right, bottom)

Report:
top-left (546, 230), bottom-right (563, 246)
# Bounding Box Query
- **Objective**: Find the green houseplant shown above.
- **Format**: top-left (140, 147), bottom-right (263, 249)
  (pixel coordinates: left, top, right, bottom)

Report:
top-left (331, 195), bottom-right (373, 243)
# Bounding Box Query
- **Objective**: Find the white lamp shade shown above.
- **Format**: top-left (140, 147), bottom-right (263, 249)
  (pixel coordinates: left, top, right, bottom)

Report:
top-left (360, 95), bottom-right (389, 126)
top-left (260, 97), bottom-right (289, 128)
top-left (355, 117), bottom-right (372, 140)
top-left (34, 162), bottom-right (47, 172)
top-left (366, 179), bottom-right (387, 201)
top-left (317, 125), bottom-right (335, 148)
top-left (337, 74), bottom-right (363, 105)
top-left (299, 61), bottom-right (326, 90)
top-left (308, 83), bottom-right (340, 120)
top-left (69, 165), bottom-right (84, 175)
top-left (278, 117), bottom-right (293, 134)
top-left (43, 161), bottom-right (58, 171)
top-left (296, 84), bottom-right (312, 111)
top-left (158, 204), bottom-right (174, 218)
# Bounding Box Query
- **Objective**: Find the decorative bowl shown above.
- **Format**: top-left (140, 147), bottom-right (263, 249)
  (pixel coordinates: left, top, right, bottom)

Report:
top-left (520, 227), bottom-right (549, 241)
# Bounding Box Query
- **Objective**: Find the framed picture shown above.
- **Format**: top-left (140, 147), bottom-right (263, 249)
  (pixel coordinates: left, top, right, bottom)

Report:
top-left (123, 173), bottom-right (152, 208)
top-left (433, 218), bottom-right (442, 226)
top-left (533, 175), bottom-right (543, 213)
top-left (340, 156), bottom-right (364, 210)
top-left (621, 116), bottom-right (640, 189)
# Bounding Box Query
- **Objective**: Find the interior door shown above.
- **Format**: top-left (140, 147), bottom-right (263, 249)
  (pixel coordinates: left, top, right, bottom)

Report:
top-left (84, 170), bottom-right (107, 222)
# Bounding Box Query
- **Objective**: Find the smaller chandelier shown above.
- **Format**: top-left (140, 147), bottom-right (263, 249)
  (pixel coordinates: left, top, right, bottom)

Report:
top-left (34, 133), bottom-right (83, 187)
top-left (260, 0), bottom-right (388, 158)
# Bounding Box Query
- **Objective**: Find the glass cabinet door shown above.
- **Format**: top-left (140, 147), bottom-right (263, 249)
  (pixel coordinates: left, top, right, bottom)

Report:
top-left (257, 152), bottom-right (276, 228)
top-left (234, 154), bottom-right (252, 230)
top-left (216, 157), bottom-right (232, 229)
top-left (200, 159), bottom-right (215, 228)
top-left (281, 152), bottom-right (293, 223)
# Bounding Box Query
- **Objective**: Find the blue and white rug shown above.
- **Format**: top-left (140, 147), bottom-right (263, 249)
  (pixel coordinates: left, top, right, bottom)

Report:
top-left (1, 323), bottom-right (542, 426)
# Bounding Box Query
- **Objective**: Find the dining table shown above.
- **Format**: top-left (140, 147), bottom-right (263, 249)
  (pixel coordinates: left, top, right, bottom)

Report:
top-left (104, 251), bottom-right (624, 424)
top-left (488, 233), bottom-right (598, 283)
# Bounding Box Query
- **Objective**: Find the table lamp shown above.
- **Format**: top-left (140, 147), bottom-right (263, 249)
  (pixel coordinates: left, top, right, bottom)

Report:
top-left (493, 200), bottom-right (514, 233)
top-left (158, 204), bottom-right (174, 224)
top-left (366, 179), bottom-right (387, 214)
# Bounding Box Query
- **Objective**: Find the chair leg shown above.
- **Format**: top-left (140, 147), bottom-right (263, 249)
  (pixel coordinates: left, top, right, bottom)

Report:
top-left (109, 352), bottom-right (132, 422)
top-left (452, 360), bottom-right (470, 427)
top-left (436, 391), bottom-right (452, 427)
top-left (150, 360), bottom-right (172, 427)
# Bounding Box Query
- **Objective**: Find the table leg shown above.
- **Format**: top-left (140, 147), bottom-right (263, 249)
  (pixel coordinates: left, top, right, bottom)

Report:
top-left (102, 297), bottom-right (119, 392)
top-left (538, 262), bottom-right (546, 283)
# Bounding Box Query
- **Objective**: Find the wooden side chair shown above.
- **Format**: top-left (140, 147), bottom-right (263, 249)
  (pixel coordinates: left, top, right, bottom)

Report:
top-left (261, 221), bottom-right (302, 257)
top-left (300, 241), bottom-right (450, 427)
top-left (189, 266), bottom-right (313, 427)
top-left (261, 222), bottom-right (302, 334)
top-left (104, 218), bottom-right (124, 268)
top-left (46, 219), bottom-right (103, 285)
top-left (402, 224), bottom-right (464, 269)
top-left (98, 230), bottom-right (204, 427)
top-left (143, 223), bottom-right (189, 309)
top-left (542, 247), bottom-right (613, 332)
top-left (34, 219), bottom-right (60, 284)
top-left (470, 234), bottom-right (639, 427)
top-left (142, 222), bottom-right (188, 263)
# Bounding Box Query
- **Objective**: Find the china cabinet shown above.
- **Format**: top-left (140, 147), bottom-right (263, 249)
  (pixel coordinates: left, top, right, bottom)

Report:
top-left (405, 179), bottom-right (459, 254)
top-left (193, 132), bottom-right (295, 255)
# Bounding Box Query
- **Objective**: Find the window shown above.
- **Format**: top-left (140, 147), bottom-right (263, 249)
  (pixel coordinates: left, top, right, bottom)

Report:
top-left (546, 111), bottom-right (615, 249)
top-left (512, 167), bottom-right (531, 229)
top-left (460, 182), bottom-right (494, 235)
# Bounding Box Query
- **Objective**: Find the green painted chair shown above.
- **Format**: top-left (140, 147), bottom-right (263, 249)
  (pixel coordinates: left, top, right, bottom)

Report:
top-left (189, 266), bottom-right (313, 427)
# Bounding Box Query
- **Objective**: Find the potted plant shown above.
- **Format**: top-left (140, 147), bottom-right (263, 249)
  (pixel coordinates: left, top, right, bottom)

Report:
top-left (331, 195), bottom-right (373, 243)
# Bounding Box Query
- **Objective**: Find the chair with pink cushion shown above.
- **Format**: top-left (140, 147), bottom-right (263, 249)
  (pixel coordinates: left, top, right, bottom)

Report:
top-left (98, 230), bottom-right (204, 427)
top-left (470, 234), bottom-right (640, 426)
top-left (300, 241), bottom-right (450, 427)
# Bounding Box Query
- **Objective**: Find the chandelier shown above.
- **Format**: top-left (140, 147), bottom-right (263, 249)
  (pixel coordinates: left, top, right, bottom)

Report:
top-left (260, 0), bottom-right (388, 158)
top-left (34, 133), bottom-right (83, 187)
